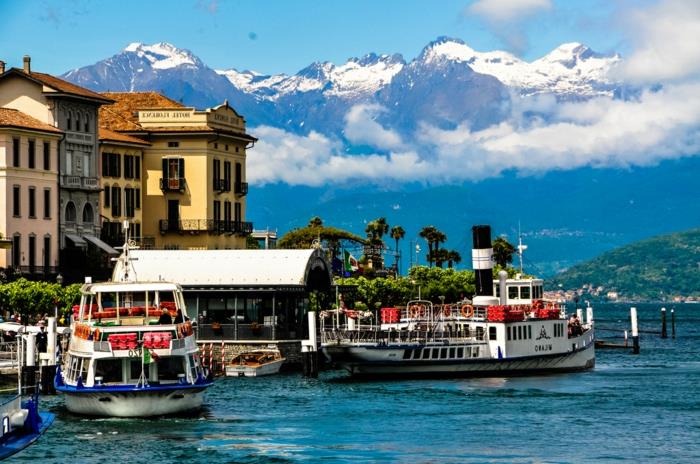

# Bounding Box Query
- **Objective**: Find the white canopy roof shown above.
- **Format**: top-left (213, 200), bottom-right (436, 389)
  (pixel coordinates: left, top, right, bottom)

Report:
top-left (112, 249), bottom-right (330, 287)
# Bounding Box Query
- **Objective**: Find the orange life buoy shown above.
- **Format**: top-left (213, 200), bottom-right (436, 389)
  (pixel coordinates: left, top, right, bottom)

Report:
top-left (94, 328), bottom-right (100, 341)
top-left (461, 304), bottom-right (474, 318)
top-left (444, 306), bottom-right (451, 317)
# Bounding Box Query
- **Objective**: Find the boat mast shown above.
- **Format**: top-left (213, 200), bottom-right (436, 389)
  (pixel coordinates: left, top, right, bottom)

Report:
top-left (517, 222), bottom-right (527, 274)
top-left (113, 220), bottom-right (138, 282)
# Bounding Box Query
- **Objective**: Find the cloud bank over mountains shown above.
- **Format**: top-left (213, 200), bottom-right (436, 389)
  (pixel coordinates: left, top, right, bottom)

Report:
top-left (246, 0), bottom-right (700, 186)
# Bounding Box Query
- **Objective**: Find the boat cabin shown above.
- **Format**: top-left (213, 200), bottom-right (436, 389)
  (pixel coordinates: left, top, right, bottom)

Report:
top-left (493, 277), bottom-right (544, 305)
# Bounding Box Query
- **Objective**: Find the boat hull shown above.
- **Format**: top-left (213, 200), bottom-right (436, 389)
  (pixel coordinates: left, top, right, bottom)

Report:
top-left (58, 386), bottom-right (208, 417)
top-left (323, 343), bottom-right (595, 378)
top-left (225, 358), bottom-right (285, 377)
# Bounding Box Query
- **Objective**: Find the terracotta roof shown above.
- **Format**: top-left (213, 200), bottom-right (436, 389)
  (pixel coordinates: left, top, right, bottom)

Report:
top-left (98, 127), bottom-right (150, 146)
top-left (99, 92), bottom-right (185, 131)
top-left (27, 71), bottom-right (112, 103)
top-left (0, 108), bottom-right (63, 134)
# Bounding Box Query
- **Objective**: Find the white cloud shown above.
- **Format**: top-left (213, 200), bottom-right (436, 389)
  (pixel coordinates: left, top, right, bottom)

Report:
top-left (614, 0), bottom-right (700, 84)
top-left (468, 0), bottom-right (551, 23)
top-left (344, 104), bottom-right (404, 150)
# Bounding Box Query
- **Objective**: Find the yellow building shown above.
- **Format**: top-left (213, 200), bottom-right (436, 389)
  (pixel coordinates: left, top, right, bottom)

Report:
top-left (0, 107), bottom-right (62, 275)
top-left (99, 93), bottom-right (256, 250)
top-left (98, 128), bottom-right (149, 248)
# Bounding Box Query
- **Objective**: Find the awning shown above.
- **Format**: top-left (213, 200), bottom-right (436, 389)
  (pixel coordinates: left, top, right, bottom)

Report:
top-left (83, 235), bottom-right (119, 255)
top-left (65, 234), bottom-right (87, 247)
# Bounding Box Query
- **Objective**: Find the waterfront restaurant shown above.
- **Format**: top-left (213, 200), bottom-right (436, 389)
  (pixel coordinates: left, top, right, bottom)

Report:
top-left (112, 248), bottom-right (335, 341)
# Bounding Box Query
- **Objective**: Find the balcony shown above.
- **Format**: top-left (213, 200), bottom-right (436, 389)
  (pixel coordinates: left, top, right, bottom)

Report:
top-left (159, 219), bottom-right (253, 236)
top-left (214, 178), bottom-right (229, 192)
top-left (60, 175), bottom-right (100, 191)
top-left (235, 181), bottom-right (248, 197)
top-left (159, 177), bottom-right (187, 192)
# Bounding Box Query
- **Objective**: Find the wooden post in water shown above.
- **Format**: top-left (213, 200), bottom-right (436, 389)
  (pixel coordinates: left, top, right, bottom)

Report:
top-left (671, 308), bottom-right (676, 338)
top-left (630, 307), bottom-right (640, 354)
top-left (661, 307), bottom-right (667, 338)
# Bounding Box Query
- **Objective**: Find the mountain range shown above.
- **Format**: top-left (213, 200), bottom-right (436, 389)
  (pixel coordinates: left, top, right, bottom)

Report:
top-left (59, 38), bottom-right (699, 276)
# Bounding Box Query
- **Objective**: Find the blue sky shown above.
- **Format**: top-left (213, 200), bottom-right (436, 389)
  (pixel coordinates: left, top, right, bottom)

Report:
top-left (0, 0), bottom-right (627, 75)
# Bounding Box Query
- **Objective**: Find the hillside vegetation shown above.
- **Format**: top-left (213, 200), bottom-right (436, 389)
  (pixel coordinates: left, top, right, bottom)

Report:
top-left (550, 228), bottom-right (700, 300)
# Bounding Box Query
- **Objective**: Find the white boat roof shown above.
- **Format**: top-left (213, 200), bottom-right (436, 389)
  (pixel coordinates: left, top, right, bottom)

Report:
top-left (83, 281), bottom-right (181, 294)
top-left (112, 248), bottom-right (327, 286)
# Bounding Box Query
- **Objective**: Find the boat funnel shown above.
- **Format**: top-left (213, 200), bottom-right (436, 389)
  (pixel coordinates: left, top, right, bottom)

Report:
top-left (472, 225), bottom-right (494, 297)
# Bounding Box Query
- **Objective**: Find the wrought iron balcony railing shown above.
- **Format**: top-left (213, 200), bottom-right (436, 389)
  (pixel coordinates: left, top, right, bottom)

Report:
top-left (159, 177), bottom-right (187, 192)
top-left (235, 181), bottom-right (248, 197)
top-left (159, 219), bottom-right (253, 236)
top-left (214, 179), bottom-right (229, 192)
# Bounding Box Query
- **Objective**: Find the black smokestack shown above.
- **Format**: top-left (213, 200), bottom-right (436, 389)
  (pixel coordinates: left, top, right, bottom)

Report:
top-left (472, 225), bottom-right (493, 297)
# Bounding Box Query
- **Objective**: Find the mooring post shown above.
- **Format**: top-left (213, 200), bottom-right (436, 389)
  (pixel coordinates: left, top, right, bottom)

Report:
top-left (22, 332), bottom-right (38, 394)
top-left (661, 307), bottom-right (667, 338)
top-left (302, 311), bottom-right (318, 378)
top-left (41, 317), bottom-right (58, 394)
top-left (624, 330), bottom-right (628, 347)
top-left (630, 307), bottom-right (640, 354)
top-left (671, 308), bottom-right (676, 338)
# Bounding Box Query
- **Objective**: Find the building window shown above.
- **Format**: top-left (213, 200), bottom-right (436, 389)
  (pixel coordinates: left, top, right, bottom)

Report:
top-left (28, 235), bottom-right (36, 273)
top-left (12, 186), bottom-right (20, 217)
top-left (125, 188), bottom-right (135, 218)
top-left (12, 138), bottom-right (20, 167)
top-left (213, 200), bottom-right (221, 224)
top-left (28, 140), bottom-right (35, 169)
top-left (43, 189), bottom-right (51, 219)
top-left (124, 155), bottom-right (134, 179)
top-left (84, 115), bottom-right (89, 132)
top-left (102, 152), bottom-right (121, 177)
top-left (104, 185), bottom-right (110, 207)
top-left (134, 156), bottom-right (141, 180)
top-left (12, 235), bottom-right (21, 268)
top-left (135, 188), bottom-right (141, 209)
top-left (235, 202), bottom-right (241, 223)
top-left (43, 235), bottom-right (51, 274)
top-left (75, 113), bottom-right (80, 132)
top-left (224, 161), bottom-right (231, 191)
top-left (43, 142), bottom-right (50, 170)
top-left (213, 159), bottom-right (221, 188)
top-left (83, 203), bottom-right (94, 224)
top-left (28, 187), bottom-right (36, 218)
top-left (111, 186), bottom-right (121, 217)
top-left (225, 144), bottom-right (229, 151)
top-left (168, 141), bottom-right (179, 148)
top-left (162, 158), bottom-right (185, 190)
top-left (65, 202), bottom-right (77, 222)
top-left (66, 150), bottom-right (73, 175)
top-left (67, 112), bottom-right (72, 131)
top-left (224, 201), bottom-right (231, 228)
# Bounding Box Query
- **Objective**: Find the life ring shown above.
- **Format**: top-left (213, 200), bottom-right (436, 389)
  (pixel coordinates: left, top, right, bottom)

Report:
top-left (94, 328), bottom-right (101, 341)
top-left (444, 306), bottom-right (451, 317)
top-left (461, 304), bottom-right (474, 318)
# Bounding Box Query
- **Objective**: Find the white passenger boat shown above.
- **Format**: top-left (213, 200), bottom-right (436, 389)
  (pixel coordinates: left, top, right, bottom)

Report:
top-left (55, 228), bottom-right (212, 417)
top-left (225, 348), bottom-right (285, 377)
top-left (320, 225), bottom-right (595, 378)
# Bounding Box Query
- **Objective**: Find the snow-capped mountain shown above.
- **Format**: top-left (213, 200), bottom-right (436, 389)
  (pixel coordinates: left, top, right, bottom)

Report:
top-left (62, 37), bottom-right (623, 136)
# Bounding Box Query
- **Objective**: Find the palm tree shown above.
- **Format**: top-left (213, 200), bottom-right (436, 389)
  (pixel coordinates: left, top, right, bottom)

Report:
top-left (419, 225), bottom-right (438, 266)
top-left (493, 237), bottom-right (516, 267)
top-left (390, 225), bottom-right (405, 272)
top-left (308, 216), bottom-right (323, 228)
top-left (447, 250), bottom-right (462, 268)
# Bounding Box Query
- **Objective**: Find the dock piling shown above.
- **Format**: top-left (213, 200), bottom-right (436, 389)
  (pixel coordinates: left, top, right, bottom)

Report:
top-left (671, 308), bottom-right (676, 338)
top-left (661, 307), bottom-right (667, 338)
top-left (630, 307), bottom-right (640, 354)
top-left (302, 311), bottom-right (318, 378)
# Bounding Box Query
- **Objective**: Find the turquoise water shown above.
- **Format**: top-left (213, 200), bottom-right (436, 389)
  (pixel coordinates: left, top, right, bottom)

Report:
top-left (9, 304), bottom-right (700, 463)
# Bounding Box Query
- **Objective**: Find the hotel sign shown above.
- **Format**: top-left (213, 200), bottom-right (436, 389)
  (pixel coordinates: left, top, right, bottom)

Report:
top-left (139, 110), bottom-right (195, 122)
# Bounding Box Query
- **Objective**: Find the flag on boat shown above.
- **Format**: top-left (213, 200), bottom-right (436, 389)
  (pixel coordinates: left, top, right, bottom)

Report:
top-left (344, 250), bottom-right (359, 272)
top-left (143, 347), bottom-right (160, 364)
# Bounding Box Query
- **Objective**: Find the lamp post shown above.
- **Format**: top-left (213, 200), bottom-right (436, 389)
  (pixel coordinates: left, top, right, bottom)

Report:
top-left (55, 274), bottom-right (63, 319)
top-left (415, 244), bottom-right (421, 267)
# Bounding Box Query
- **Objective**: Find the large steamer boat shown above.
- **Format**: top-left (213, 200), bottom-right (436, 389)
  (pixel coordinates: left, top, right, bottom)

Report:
top-left (55, 226), bottom-right (212, 416)
top-left (321, 225), bottom-right (595, 378)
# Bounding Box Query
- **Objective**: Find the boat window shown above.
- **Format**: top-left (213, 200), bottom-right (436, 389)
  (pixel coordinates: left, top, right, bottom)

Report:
top-left (449, 348), bottom-right (456, 358)
top-left (489, 326), bottom-right (497, 340)
top-left (476, 327), bottom-right (484, 341)
top-left (528, 326), bottom-right (532, 339)
top-left (520, 286), bottom-right (531, 300)
top-left (80, 358), bottom-right (89, 381)
top-left (440, 348), bottom-right (448, 359)
top-left (157, 356), bottom-right (186, 381)
top-left (508, 286), bottom-right (519, 299)
top-left (533, 285), bottom-right (543, 299)
top-left (403, 349), bottom-right (412, 360)
top-left (421, 349), bottom-right (430, 359)
top-left (472, 347), bottom-right (479, 357)
top-left (430, 349), bottom-right (438, 359)
top-left (494, 285), bottom-right (500, 297)
top-left (130, 360), bottom-right (149, 380)
top-left (518, 326), bottom-right (522, 340)
top-left (457, 347), bottom-right (464, 358)
top-left (507, 326), bottom-right (511, 341)
top-left (95, 359), bottom-right (123, 384)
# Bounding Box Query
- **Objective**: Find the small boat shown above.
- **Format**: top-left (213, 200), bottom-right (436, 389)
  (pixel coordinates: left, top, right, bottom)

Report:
top-left (225, 349), bottom-right (285, 377)
top-left (55, 225), bottom-right (213, 417)
top-left (320, 225), bottom-right (595, 378)
top-left (0, 392), bottom-right (54, 460)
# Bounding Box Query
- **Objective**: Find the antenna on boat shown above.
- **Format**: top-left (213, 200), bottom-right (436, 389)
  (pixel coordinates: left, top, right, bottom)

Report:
top-left (112, 220), bottom-right (138, 282)
top-left (517, 222), bottom-right (527, 274)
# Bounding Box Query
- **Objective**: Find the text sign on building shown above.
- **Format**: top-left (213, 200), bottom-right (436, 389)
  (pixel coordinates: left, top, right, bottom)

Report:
top-left (138, 110), bottom-right (195, 122)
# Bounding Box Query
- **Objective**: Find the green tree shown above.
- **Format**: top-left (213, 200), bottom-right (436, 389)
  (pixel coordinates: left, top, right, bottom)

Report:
top-left (493, 237), bottom-right (516, 267)
top-left (447, 250), bottom-right (462, 268)
top-left (419, 225), bottom-right (438, 267)
top-left (308, 216), bottom-right (323, 228)
top-left (390, 225), bottom-right (405, 272)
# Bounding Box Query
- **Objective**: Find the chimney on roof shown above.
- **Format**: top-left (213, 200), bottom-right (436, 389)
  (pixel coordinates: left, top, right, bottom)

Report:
top-left (0, 61), bottom-right (5, 74)
top-left (22, 55), bottom-right (31, 74)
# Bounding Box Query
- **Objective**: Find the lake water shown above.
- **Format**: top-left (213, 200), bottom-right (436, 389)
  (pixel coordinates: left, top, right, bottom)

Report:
top-left (8, 303), bottom-right (700, 463)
